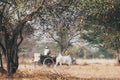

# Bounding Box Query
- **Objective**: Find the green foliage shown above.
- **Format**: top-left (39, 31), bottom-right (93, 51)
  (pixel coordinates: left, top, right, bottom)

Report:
top-left (95, 48), bottom-right (114, 59)
top-left (77, 0), bottom-right (120, 51)
top-left (99, 54), bottom-right (105, 58)
top-left (80, 24), bottom-right (104, 45)
top-left (78, 48), bottom-right (84, 58)
top-left (82, 32), bottom-right (103, 44)
top-left (79, 0), bottom-right (120, 29)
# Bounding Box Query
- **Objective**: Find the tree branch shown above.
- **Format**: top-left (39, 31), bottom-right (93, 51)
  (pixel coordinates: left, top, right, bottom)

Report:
top-left (48, 31), bottom-right (61, 46)
top-left (17, 30), bottom-right (23, 48)
top-left (0, 41), bottom-right (6, 55)
top-left (22, 0), bottom-right (45, 23)
top-left (68, 31), bottom-right (80, 43)
top-left (0, 0), bottom-right (11, 5)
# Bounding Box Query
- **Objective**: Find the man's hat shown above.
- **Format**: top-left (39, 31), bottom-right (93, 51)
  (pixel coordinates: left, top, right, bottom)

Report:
top-left (45, 46), bottom-right (48, 49)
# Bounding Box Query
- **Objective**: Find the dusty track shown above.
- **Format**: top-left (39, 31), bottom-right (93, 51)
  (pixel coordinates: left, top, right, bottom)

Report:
top-left (1, 59), bottom-right (120, 80)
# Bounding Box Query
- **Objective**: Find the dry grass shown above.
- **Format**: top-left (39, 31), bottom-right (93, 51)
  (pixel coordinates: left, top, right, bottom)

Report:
top-left (1, 59), bottom-right (120, 80)
top-left (76, 59), bottom-right (117, 65)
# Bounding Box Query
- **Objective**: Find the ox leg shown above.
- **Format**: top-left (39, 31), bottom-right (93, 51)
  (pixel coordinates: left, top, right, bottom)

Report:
top-left (54, 61), bottom-right (58, 67)
top-left (68, 63), bottom-right (70, 66)
top-left (60, 62), bottom-right (62, 66)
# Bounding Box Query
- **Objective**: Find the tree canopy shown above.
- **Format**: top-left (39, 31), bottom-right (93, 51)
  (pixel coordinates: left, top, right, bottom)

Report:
top-left (77, 0), bottom-right (120, 63)
top-left (78, 0), bottom-right (120, 49)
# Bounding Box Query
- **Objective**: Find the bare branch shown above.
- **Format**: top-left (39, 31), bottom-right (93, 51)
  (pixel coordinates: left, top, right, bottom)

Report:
top-left (17, 30), bottom-right (23, 48)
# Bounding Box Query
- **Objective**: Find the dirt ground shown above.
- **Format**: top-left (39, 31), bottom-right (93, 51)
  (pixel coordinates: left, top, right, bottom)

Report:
top-left (1, 59), bottom-right (120, 80)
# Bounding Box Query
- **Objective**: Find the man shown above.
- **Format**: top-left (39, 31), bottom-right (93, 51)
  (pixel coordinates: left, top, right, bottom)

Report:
top-left (43, 46), bottom-right (51, 56)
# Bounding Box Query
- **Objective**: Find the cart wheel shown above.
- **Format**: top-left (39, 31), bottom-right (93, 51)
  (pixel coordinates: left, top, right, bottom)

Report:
top-left (43, 58), bottom-right (54, 67)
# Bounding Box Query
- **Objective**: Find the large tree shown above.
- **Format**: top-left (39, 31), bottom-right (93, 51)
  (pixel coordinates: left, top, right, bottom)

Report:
top-left (37, 0), bottom-right (81, 54)
top-left (0, 0), bottom-right (46, 76)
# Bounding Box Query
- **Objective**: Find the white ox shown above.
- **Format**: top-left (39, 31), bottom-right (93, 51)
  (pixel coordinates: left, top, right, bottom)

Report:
top-left (55, 53), bottom-right (75, 66)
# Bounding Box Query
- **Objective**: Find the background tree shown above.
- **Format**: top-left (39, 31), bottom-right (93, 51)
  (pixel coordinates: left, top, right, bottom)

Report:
top-left (77, 0), bottom-right (120, 63)
top-left (37, 0), bottom-right (81, 54)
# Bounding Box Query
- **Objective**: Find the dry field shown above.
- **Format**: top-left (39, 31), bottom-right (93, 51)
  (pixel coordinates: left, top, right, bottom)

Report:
top-left (1, 59), bottom-right (120, 80)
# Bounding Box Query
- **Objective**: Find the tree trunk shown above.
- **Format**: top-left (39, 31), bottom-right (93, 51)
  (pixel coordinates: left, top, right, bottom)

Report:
top-left (60, 45), bottom-right (64, 53)
top-left (116, 49), bottom-right (120, 64)
top-left (5, 35), bottom-right (20, 77)
top-left (60, 45), bottom-right (67, 54)
top-left (6, 47), bottom-right (19, 77)
top-left (0, 51), bottom-right (3, 68)
top-left (83, 50), bottom-right (87, 59)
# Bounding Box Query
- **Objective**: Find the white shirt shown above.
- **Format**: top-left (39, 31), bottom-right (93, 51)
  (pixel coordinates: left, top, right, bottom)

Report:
top-left (44, 49), bottom-right (50, 55)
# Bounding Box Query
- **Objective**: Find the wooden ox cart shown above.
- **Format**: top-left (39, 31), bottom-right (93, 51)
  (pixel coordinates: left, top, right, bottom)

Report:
top-left (39, 55), bottom-right (56, 66)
